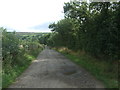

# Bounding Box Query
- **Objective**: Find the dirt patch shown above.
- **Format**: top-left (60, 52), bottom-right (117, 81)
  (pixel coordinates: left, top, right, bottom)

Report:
top-left (61, 66), bottom-right (77, 75)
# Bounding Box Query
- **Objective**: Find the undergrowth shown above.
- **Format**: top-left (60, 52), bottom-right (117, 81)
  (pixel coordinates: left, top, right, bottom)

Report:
top-left (2, 48), bottom-right (43, 88)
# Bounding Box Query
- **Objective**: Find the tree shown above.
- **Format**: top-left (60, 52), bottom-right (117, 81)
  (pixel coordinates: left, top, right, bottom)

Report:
top-left (47, 1), bottom-right (120, 60)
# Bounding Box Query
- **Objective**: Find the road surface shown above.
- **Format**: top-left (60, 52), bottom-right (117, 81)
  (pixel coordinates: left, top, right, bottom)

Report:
top-left (9, 47), bottom-right (104, 88)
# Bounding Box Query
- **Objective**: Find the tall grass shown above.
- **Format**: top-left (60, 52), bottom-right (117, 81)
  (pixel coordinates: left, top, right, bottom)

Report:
top-left (2, 48), bottom-right (43, 88)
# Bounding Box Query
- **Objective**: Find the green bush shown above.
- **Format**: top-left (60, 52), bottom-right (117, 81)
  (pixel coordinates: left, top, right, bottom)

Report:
top-left (1, 28), bottom-right (44, 88)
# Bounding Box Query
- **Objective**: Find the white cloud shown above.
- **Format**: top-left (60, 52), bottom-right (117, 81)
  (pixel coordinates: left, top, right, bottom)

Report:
top-left (0, 0), bottom-right (70, 32)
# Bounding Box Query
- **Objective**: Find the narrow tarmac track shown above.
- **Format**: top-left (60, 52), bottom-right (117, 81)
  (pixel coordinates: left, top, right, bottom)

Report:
top-left (9, 47), bottom-right (104, 88)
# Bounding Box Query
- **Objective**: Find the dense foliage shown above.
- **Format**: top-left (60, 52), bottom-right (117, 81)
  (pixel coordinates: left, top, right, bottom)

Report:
top-left (1, 27), bottom-right (43, 88)
top-left (47, 1), bottom-right (120, 61)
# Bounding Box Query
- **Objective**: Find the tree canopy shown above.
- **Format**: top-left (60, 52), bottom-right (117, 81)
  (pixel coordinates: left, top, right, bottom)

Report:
top-left (47, 1), bottom-right (120, 60)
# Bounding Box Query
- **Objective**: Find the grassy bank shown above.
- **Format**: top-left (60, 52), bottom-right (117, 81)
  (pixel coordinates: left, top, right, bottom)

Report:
top-left (54, 47), bottom-right (118, 88)
top-left (2, 48), bottom-right (43, 88)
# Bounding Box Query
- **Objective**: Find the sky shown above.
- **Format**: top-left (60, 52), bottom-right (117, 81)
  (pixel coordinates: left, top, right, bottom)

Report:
top-left (0, 0), bottom-right (70, 32)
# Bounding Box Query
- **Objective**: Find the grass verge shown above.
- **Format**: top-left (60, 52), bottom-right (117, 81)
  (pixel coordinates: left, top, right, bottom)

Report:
top-left (2, 48), bottom-right (43, 88)
top-left (54, 47), bottom-right (118, 88)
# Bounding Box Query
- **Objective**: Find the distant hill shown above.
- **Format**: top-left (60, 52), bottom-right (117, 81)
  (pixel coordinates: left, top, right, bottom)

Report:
top-left (15, 32), bottom-right (50, 36)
